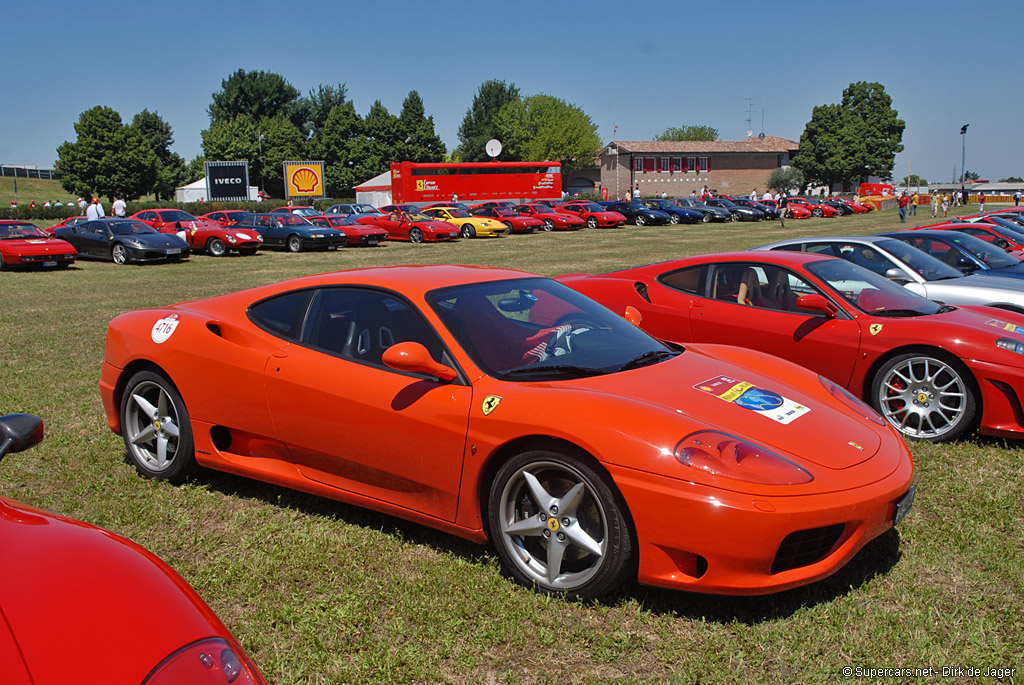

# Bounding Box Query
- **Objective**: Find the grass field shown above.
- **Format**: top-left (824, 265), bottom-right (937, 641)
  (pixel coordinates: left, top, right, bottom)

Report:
top-left (0, 176), bottom-right (73, 205)
top-left (2, 208), bottom-right (1021, 683)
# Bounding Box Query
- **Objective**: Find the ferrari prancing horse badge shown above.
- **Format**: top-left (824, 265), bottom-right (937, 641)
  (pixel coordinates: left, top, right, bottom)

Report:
top-left (482, 396), bottom-right (502, 416)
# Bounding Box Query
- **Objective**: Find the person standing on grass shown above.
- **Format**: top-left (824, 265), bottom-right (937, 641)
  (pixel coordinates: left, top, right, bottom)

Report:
top-left (898, 192), bottom-right (909, 223)
top-left (778, 193), bottom-right (788, 229)
top-left (931, 192), bottom-right (939, 217)
top-left (942, 194), bottom-right (950, 217)
top-left (112, 197), bottom-right (127, 217)
top-left (910, 191), bottom-right (918, 216)
top-left (85, 197), bottom-right (105, 221)
top-left (979, 194), bottom-right (986, 213)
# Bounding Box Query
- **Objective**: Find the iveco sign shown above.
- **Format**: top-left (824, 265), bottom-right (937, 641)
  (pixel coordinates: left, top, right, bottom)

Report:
top-left (204, 161), bottom-right (250, 201)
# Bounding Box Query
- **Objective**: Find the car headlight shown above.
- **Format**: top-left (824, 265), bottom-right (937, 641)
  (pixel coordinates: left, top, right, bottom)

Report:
top-left (674, 431), bottom-right (813, 485)
top-left (143, 638), bottom-right (264, 684)
top-left (819, 375), bottom-right (885, 426)
top-left (996, 337), bottom-right (1024, 354)
top-left (226, 235), bottom-right (236, 244)
top-left (313, 233), bottom-right (323, 238)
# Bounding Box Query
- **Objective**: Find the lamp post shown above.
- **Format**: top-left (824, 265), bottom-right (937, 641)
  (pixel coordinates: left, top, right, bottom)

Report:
top-left (960, 124), bottom-right (969, 205)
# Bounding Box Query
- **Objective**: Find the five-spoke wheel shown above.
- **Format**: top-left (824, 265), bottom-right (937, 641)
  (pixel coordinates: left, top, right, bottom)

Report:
top-left (489, 451), bottom-right (632, 599)
top-left (111, 243), bottom-right (128, 265)
top-left (120, 371), bottom-right (196, 481)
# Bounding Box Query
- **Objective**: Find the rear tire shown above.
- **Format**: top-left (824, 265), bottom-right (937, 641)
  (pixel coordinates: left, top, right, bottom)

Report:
top-left (120, 370), bottom-right (196, 483)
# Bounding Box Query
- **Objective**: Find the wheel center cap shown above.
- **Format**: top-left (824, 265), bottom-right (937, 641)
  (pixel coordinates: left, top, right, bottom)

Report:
top-left (917, 392), bottom-right (929, 403)
top-left (153, 420), bottom-right (162, 431)
top-left (546, 518), bottom-right (560, 533)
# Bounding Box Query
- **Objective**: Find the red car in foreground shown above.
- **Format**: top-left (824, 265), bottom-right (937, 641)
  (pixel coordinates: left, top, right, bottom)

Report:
top-left (308, 214), bottom-right (389, 246)
top-left (132, 209), bottom-right (262, 256)
top-left (0, 413), bottom-right (264, 684)
top-left (559, 251), bottom-right (1024, 442)
top-left (0, 221), bottom-right (77, 269)
top-left (99, 265), bottom-right (912, 598)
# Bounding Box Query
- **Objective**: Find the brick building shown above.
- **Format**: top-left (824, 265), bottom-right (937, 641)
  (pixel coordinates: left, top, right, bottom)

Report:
top-left (574, 136), bottom-right (799, 200)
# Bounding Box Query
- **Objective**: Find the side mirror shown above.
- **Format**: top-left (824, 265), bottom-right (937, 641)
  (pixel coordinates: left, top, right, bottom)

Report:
top-left (0, 414), bottom-right (44, 460)
top-left (382, 342), bottom-right (457, 382)
top-left (623, 306), bottom-right (643, 326)
top-left (796, 293), bottom-right (837, 317)
top-left (884, 267), bottom-right (911, 284)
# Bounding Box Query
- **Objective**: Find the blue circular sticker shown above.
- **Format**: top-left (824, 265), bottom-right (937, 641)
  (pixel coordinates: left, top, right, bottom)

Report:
top-left (735, 387), bottom-right (784, 411)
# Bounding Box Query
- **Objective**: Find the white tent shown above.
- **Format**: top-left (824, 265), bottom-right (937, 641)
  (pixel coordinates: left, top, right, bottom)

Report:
top-left (174, 177), bottom-right (259, 203)
top-left (354, 170), bottom-right (393, 207)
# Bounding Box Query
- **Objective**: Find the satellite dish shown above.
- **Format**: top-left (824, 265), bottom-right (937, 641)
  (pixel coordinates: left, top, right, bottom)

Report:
top-left (758, 132), bottom-right (765, 140)
top-left (747, 130), bottom-right (753, 138)
top-left (485, 139), bottom-right (502, 158)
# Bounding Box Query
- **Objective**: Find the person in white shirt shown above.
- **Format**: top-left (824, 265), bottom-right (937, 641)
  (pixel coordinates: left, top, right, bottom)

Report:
top-left (762, 191), bottom-right (773, 202)
top-left (750, 189), bottom-right (758, 201)
top-left (85, 198), bottom-right (105, 221)
top-left (112, 197), bottom-right (127, 217)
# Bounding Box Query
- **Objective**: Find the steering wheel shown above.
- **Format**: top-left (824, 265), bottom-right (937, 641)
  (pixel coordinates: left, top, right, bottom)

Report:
top-left (522, 324), bottom-right (591, 364)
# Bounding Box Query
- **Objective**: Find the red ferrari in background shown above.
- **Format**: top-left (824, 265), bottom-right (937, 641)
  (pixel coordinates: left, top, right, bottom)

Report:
top-left (901, 222), bottom-right (1024, 260)
top-left (559, 251), bottom-right (1024, 442)
top-left (99, 265), bottom-right (913, 598)
top-left (308, 214), bottom-right (389, 246)
top-left (469, 205), bottom-right (543, 233)
top-left (560, 200), bottom-right (628, 228)
top-left (760, 199), bottom-right (812, 220)
top-left (0, 413), bottom-right (265, 684)
top-left (132, 209), bottom-right (262, 256)
top-left (42, 215), bottom-right (89, 234)
top-left (0, 221), bottom-right (77, 269)
top-left (374, 209), bottom-right (459, 242)
top-left (512, 204), bottom-right (585, 231)
top-left (200, 210), bottom-right (253, 227)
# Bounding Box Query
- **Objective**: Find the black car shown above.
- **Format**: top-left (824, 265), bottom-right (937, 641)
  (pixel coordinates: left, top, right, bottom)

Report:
top-left (234, 213), bottom-right (347, 252)
top-left (820, 199), bottom-right (853, 216)
top-left (703, 198), bottom-right (763, 221)
top-left (672, 197), bottom-right (731, 223)
top-left (879, 230), bottom-right (1024, 280)
top-left (638, 200), bottom-right (702, 224)
top-left (51, 219), bottom-right (189, 265)
top-left (732, 198), bottom-right (779, 219)
top-left (598, 202), bottom-right (671, 226)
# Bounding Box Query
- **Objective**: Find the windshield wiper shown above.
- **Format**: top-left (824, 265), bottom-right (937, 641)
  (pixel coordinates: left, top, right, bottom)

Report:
top-left (502, 365), bottom-right (608, 379)
top-left (872, 309), bottom-right (928, 318)
top-left (618, 349), bottom-right (679, 371)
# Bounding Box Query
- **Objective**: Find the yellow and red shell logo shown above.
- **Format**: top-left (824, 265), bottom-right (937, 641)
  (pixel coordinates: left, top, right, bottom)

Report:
top-left (290, 167), bottom-right (321, 194)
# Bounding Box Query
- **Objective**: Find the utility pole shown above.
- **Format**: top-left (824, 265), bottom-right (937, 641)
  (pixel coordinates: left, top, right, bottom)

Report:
top-left (960, 124), bottom-right (969, 205)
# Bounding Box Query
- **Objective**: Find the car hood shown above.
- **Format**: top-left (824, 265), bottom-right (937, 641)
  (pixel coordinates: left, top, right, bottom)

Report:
top-left (957, 273), bottom-right (1024, 293)
top-left (0, 496), bottom-right (229, 683)
top-left (130, 233), bottom-right (189, 248)
top-left (0, 237), bottom-right (76, 255)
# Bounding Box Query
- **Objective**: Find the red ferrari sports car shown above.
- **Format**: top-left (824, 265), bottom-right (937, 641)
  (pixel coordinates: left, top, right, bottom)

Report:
top-left (760, 200), bottom-right (812, 220)
top-left (0, 221), bottom-right (77, 269)
top-left (0, 413), bottom-right (264, 684)
top-left (199, 210), bottom-right (253, 227)
top-left (786, 197), bottom-right (839, 218)
top-left (42, 215), bottom-right (89, 234)
top-left (832, 197), bottom-right (873, 213)
top-left (100, 265), bottom-right (913, 599)
top-left (308, 214), bottom-right (389, 246)
top-left (512, 204), bottom-right (585, 231)
top-left (901, 222), bottom-right (1024, 260)
top-left (559, 201), bottom-right (628, 228)
top-left (132, 209), bottom-right (262, 256)
top-left (559, 251), bottom-right (1024, 442)
top-left (469, 205), bottom-right (543, 233)
top-left (374, 209), bottom-right (459, 243)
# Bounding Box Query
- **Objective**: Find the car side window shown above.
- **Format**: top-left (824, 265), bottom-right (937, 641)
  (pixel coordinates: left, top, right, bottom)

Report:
top-left (248, 290), bottom-right (315, 339)
top-left (711, 263), bottom-right (821, 313)
top-left (659, 265), bottom-right (707, 295)
top-left (301, 288), bottom-right (447, 370)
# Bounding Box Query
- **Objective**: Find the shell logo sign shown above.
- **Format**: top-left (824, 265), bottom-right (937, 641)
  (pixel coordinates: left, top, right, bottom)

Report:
top-left (283, 161), bottom-right (325, 198)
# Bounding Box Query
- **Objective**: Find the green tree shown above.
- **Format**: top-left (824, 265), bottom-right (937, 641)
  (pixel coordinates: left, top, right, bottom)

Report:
top-left (963, 170), bottom-right (980, 181)
top-left (792, 104), bottom-right (854, 188)
top-left (654, 125), bottom-right (719, 141)
top-left (1000, 176), bottom-right (1024, 183)
top-left (767, 167), bottom-right (805, 194)
top-left (208, 69), bottom-right (304, 131)
top-left (349, 100), bottom-right (401, 185)
top-left (456, 79), bottom-right (521, 161)
top-left (493, 94), bottom-right (601, 173)
top-left (313, 101), bottom-right (363, 197)
top-left (130, 109), bottom-right (187, 200)
top-left (55, 106), bottom-right (158, 202)
top-left (305, 83), bottom-right (349, 140)
top-left (397, 91), bottom-right (446, 163)
top-left (901, 174), bottom-right (928, 186)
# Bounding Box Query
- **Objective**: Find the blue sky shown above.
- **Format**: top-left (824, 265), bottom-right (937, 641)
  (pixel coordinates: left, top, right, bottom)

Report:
top-left (3, 0), bottom-right (1019, 185)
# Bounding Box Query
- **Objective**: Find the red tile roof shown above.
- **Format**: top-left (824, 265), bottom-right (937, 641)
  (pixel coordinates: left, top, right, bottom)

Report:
top-left (609, 136), bottom-right (798, 154)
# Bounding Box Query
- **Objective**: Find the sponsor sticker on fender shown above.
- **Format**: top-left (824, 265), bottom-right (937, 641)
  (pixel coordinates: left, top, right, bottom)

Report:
top-left (151, 314), bottom-right (180, 344)
top-left (694, 375), bottom-right (809, 424)
top-left (985, 318), bottom-right (1024, 336)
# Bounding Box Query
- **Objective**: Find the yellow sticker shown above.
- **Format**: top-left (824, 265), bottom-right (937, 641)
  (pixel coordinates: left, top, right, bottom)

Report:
top-left (546, 518), bottom-right (560, 532)
top-left (870, 324), bottom-right (883, 336)
top-left (718, 381), bottom-right (753, 403)
top-left (482, 396), bottom-right (502, 416)
top-left (848, 441), bottom-right (864, 451)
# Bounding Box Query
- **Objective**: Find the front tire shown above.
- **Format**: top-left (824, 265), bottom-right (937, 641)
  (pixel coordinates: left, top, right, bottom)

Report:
top-left (111, 243), bottom-right (128, 264)
top-left (870, 352), bottom-right (977, 441)
top-left (729, 212), bottom-right (740, 222)
top-left (668, 213), bottom-right (680, 225)
top-left (701, 212), bottom-right (711, 223)
top-left (488, 450), bottom-right (633, 599)
top-left (409, 228), bottom-right (424, 243)
top-left (120, 370), bottom-right (196, 483)
top-left (461, 224), bottom-right (476, 239)
top-left (286, 235), bottom-right (303, 253)
top-left (542, 219), bottom-right (555, 232)
top-left (207, 238), bottom-right (227, 256)
top-left (812, 208), bottom-right (824, 217)
top-left (586, 216), bottom-right (598, 229)
top-left (634, 215), bottom-right (646, 226)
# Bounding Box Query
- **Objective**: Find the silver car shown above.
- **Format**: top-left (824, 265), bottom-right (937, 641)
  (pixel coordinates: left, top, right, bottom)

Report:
top-left (753, 234), bottom-right (1024, 313)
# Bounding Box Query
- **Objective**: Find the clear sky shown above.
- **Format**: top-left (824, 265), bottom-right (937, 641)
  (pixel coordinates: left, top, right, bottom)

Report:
top-left (3, 0), bottom-right (1019, 185)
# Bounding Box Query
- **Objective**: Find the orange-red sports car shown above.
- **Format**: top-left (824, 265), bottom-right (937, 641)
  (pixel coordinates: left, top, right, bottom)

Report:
top-left (100, 266), bottom-right (914, 598)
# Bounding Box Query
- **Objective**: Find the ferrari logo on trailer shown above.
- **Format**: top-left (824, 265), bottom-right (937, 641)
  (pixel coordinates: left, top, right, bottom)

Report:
top-left (482, 396), bottom-right (502, 416)
top-left (870, 324), bottom-right (883, 336)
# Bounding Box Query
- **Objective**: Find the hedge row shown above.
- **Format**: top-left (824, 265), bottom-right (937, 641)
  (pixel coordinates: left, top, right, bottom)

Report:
top-left (3, 197), bottom-right (358, 222)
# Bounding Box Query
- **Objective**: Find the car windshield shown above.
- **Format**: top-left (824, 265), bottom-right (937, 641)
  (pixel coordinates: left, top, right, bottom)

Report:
top-left (232, 213), bottom-right (256, 224)
top-left (874, 238), bottom-right (963, 280)
top-left (291, 208), bottom-right (319, 217)
top-left (157, 210), bottom-right (198, 222)
top-left (573, 202), bottom-right (604, 212)
top-left (714, 200), bottom-right (737, 208)
top-left (0, 223), bottom-right (47, 239)
top-left (982, 219), bottom-right (1024, 242)
top-left (942, 233), bottom-right (1020, 267)
top-left (329, 216), bottom-right (355, 226)
top-left (442, 209), bottom-right (470, 218)
top-left (352, 205), bottom-right (379, 214)
top-left (276, 214), bottom-right (313, 226)
top-left (491, 208), bottom-right (516, 217)
top-left (404, 213), bottom-right (431, 222)
top-left (806, 258), bottom-right (941, 316)
top-left (109, 220), bottom-right (157, 236)
top-left (429, 277), bottom-right (675, 380)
